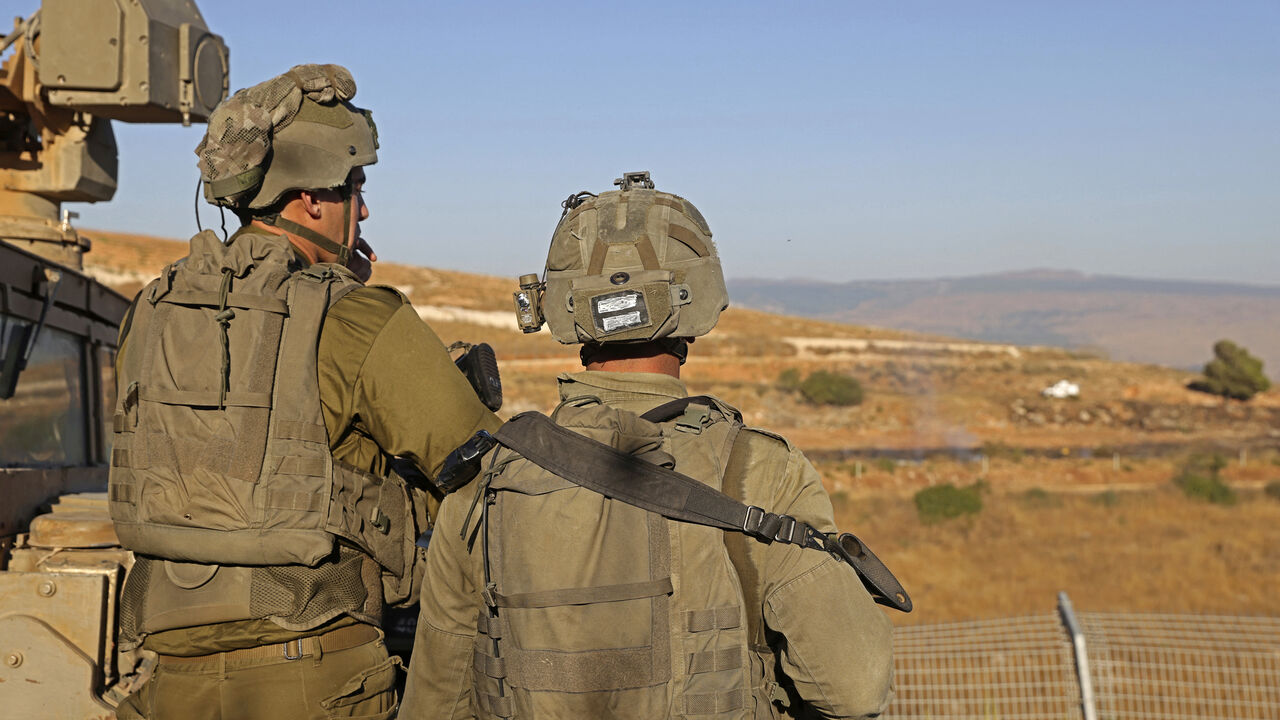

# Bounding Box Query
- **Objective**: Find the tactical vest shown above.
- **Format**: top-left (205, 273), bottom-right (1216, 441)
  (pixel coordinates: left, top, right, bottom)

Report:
top-left (108, 229), bottom-right (414, 581)
top-left (467, 397), bottom-right (764, 719)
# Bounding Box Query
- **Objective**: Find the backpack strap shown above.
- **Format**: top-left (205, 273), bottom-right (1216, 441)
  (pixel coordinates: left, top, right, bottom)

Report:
top-left (638, 395), bottom-right (740, 424)
top-left (719, 426), bottom-right (766, 649)
top-left (492, 411), bottom-right (911, 612)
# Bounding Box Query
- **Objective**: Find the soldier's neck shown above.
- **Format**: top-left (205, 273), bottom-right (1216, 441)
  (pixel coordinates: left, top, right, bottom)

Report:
top-left (584, 354), bottom-right (682, 378)
top-left (248, 220), bottom-right (318, 264)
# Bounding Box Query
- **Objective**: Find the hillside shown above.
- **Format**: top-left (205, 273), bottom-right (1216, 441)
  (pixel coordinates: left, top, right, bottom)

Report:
top-left (82, 229), bottom-right (1280, 626)
top-left (731, 270), bottom-right (1280, 374)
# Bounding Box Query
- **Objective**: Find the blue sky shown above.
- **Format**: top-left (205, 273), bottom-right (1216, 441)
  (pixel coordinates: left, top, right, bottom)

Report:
top-left (83, 1), bottom-right (1279, 284)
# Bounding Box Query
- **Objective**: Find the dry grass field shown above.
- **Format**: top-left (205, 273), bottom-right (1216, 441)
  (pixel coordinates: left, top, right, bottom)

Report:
top-left (84, 228), bottom-right (1280, 625)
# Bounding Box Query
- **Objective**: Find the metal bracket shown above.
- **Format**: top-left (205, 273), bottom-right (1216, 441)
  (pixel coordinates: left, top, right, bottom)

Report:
top-left (282, 639), bottom-right (303, 661)
top-left (613, 171), bottom-right (655, 191)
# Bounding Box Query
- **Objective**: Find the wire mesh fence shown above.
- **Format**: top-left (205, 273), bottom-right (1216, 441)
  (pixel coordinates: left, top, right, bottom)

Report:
top-left (884, 597), bottom-right (1280, 720)
top-left (1082, 612), bottom-right (1280, 720)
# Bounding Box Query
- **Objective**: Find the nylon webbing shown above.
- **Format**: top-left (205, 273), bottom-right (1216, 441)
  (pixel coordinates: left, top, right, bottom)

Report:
top-left (721, 427), bottom-right (766, 649)
top-left (158, 291), bottom-right (289, 314)
top-left (138, 386), bottom-right (271, 408)
top-left (638, 395), bottom-right (739, 424)
top-left (686, 606), bottom-right (741, 633)
top-left (667, 223), bottom-right (711, 257)
top-left (265, 215), bottom-right (351, 265)
top-left (687, 646), bottom-right (744, 674)
top-left (685, 689), bottom-right (746, 715)
top-left (494, 412), bottom-right (805, 539)
top-left (207, 167), bottom-right (264, 200)
top-left (478, 692), bottom-right (513, 719)
top-left (494, 408), bottom-right (913, 613)
top-left (265, 489), bottom-right (326, 512)
top-left (492, 577), bottom-right (672, 609)
top-left (634, 235), bottom-right (660, 270)
top-left (216, 268), bottom-right (234, 408)
top-left (586, 239), bottom-right (609, 275)
top-left (274, 420), bottom-right (328, 443)
top-left (504, 645), bottom-right (660, 694)
top-left (476, 610), bottom-right (502, 639)
top-left (473, 648), bottom-right (508, 679)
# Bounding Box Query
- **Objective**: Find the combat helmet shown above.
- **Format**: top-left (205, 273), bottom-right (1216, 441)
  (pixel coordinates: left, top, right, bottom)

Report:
top-left (195, 63), bottom-right (378, 263)
top-left (515, 171), bottom-right (728, 361)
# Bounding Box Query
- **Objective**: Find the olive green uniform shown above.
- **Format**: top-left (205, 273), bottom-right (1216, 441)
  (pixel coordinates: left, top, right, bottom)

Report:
top-left (117, 231), bottom-right (501, 719)
top-left (401, 371), bottom-right (893, 719)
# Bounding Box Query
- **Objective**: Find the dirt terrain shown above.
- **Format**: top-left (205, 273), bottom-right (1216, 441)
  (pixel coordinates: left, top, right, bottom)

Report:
top-left (83, 228), bottom-right (1280, 626)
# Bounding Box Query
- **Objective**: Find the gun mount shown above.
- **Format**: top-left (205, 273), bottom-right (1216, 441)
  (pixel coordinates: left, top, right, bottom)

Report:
top-left (1, 0), bottom-right (227, 267)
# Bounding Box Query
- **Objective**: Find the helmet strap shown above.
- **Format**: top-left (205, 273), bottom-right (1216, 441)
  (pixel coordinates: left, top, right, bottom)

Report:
top-left (660, 338), bottom-right (689, 365)
top-left (579, 338), bottom-right (688, 367)
top-left (260, 189), bottom-right (353, 265)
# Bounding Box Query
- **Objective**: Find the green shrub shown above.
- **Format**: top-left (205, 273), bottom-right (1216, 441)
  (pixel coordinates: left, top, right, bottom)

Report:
top-left (1188, 340), bottom-right (1271, 401)
top-left (799, 370), bottom-right (864, 407)
top-left (1173, 453), bottom-right (1236, 505)
top-left (874, 457), bottom-right (897, 473)
top-left (1264, 481), bottom-right (1280, 502)
top-left (776, 367), bottom-right (802, 392)
top-left (1021, 487), bottom-right (1060, 508)
top-left (914, 482), bottom-right (983, 523)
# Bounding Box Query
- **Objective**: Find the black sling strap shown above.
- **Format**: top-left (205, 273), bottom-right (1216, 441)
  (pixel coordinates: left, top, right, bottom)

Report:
top-left (492, 409), bottom-right (911, 613)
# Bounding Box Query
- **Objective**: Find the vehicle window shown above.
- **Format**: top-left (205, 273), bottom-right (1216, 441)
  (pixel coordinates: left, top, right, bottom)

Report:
top-left (98, 345), bottom-right (117, 463)
top-left (0, 314), bottom-right (89, 467)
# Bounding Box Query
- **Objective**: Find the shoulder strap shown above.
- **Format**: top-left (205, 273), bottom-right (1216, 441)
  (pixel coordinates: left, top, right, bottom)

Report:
top-left (719, 427), bottom-right (766, 648)
top-left (638, 395), bottom-right (740, 424)
top-left (492, 411), bottom-right (911, 612)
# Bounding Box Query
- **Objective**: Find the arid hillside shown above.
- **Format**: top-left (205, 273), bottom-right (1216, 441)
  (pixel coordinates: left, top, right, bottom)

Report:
top-left (84, 228), bottom-right (1280, 626)
top-left (732, 270), bottom-right (1280, 374)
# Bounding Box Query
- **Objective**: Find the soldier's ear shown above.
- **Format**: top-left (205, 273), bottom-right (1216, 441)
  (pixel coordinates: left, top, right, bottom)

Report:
top-left (297, 190), bottom-right (325, 220)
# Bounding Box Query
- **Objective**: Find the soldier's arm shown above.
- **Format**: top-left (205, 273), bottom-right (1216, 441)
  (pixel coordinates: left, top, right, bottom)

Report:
top-left (757, 443), bottom-right (895, 719)
top-left (401, 487), bottom-right (481, 718)
top-left (319, 287), bottom-right (501, 476)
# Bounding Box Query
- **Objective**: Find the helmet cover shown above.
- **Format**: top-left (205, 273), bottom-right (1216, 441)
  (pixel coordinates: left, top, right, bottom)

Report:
top-left (541, 172), bottom-right (728, 345)
top-left (196, 63), bottom-right (378, 210)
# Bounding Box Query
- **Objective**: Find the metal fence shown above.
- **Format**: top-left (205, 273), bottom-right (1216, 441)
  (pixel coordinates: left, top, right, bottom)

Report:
top-left (884, 594), bottom-right (1280, 720)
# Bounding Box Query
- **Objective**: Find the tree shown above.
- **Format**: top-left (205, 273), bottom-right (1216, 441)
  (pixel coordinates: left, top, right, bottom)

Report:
top-left (799, 370), bottom-right (864, 407)
top-left (1188, 340), bottom-right (1270, 401)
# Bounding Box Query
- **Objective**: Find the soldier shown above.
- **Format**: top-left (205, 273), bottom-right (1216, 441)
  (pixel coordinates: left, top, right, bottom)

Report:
top-left (109, 64), bottom-right (500, 719)
top-left (402, 172), bottom-right (900, 719)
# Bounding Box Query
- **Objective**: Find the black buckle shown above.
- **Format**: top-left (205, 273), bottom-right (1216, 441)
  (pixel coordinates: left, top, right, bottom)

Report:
top-left (741, 505), bottom-right (765, 534)
top-left (773, 515), bottom-right (798, 544)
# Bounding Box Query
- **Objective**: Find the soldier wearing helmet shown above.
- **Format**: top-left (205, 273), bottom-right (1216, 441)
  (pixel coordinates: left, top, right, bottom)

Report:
top-left (110, 65), bottom-right (500, 719)
top-left (402, 172), bottom-right (898, 719)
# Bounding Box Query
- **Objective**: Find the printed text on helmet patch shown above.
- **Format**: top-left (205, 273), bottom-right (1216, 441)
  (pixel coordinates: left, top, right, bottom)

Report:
top-left (592, 290), bottom-right (650, 335)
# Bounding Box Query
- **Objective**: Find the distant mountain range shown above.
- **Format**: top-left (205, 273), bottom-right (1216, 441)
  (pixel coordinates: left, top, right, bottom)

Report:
top-left (730, 270), bottom-right (1280, 375)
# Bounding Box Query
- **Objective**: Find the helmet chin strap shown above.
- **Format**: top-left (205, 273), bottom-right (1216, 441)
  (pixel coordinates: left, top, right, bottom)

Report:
top-left (261, 188), bottom-right (353, 265)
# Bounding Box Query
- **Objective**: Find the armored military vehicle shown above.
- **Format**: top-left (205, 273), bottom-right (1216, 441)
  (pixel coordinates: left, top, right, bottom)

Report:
top-left (0, 2), bottom-right (227, 715)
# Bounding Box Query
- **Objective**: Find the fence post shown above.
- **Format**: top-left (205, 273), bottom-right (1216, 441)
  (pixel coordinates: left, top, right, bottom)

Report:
top-left (1058, 591), bottom-right (1098, 720)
